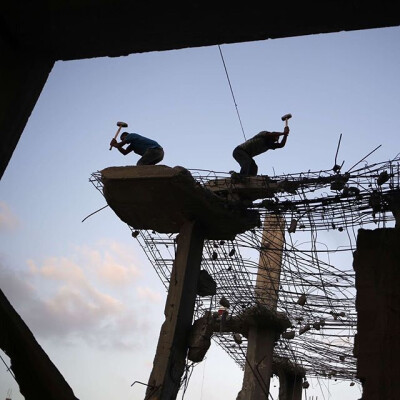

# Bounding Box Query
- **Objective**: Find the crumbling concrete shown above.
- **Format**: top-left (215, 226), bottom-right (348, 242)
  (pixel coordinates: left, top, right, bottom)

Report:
top-left (101, 165), bottom-right (260, 239)
top-left (146, 220), bottom-right (204, 399)
top-left (272, 357), bottom-right (305, 400)
top-left (187, 311), bottom-right (214, 363)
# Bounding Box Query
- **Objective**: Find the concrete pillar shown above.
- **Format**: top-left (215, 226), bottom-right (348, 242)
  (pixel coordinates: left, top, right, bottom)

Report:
top-left (277, 369), bottom-right (303, 400)
top-left (255, 214), bottom-right (285, 309)
top-left (353, 228), bottom-right (400, 400)
top-left (0, 37), bottom-right (54, 179)
top-left (146, 220), bottom-right (204, 399)
top-left (238, 214), bottom-right (285, 400)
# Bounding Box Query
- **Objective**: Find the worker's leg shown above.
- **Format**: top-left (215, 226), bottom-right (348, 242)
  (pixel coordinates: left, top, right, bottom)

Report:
top-left (233, 147), bottom-right (253, 175)
top-left (137, 147), bottom-right (164, 165)
top-left (249, 160), bottom-right (258, 176)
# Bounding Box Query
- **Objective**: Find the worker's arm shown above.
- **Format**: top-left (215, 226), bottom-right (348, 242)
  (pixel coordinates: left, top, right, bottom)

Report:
top-left (110, 138), bottom-right (132, 155)
top-left (272, 126), bottom-right (290, 148)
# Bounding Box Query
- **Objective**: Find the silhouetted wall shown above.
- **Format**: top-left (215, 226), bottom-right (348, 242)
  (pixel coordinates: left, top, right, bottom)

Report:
top-left (354, 228), bottom-right (400, 400)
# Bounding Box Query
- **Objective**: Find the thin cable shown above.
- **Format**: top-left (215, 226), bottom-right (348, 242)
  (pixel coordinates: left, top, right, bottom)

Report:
top-left (200, 356), bottom-right (207, 400)
top-left (81, 204), bottom-right (109, 222)
top-left (346, 145), bottom-right (382, 173)
top-left (334, 134), bottom-right (342, 168)
top-left (0, 353), bottom-right (15, 380)
top-left (218, 45), bottom-right (247, 140)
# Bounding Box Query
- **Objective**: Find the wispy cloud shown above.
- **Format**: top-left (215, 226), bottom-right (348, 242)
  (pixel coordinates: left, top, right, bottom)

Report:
top-left (0, 202), bottom-right (20, 232)
top-left (0, 241), bottom-right (162, 350)
top-left (137, 286), bottom-right (162, 303)
top-left (78, 241), bottom-right (141, 286)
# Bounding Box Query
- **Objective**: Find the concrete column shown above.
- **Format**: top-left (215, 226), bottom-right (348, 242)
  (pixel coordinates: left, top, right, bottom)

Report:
top-left (0, 37), bottom-right (54, 179)
top-left (238, 214), bottom-right (285, 400)
top-left (277, 369), bottom-right (303, 400)
top-left (146, 220), bottom-right (204, 399)
top-left (255, 214), bottom-right (285, 309)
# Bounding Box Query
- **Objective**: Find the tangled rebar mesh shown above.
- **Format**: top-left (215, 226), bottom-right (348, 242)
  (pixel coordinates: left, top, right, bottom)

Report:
top-left (90, 155), bottom-right (400, 384)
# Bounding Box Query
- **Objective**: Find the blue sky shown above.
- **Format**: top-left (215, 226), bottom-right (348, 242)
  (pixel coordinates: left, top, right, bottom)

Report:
top-left (1, 26), bottom-right (399, 399)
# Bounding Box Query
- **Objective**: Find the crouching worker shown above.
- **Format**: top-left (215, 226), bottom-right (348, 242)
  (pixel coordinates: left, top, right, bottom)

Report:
top-left (110, 131), bottom-right (164, 165)
top-left (232, 126), bottom-right (289, 176)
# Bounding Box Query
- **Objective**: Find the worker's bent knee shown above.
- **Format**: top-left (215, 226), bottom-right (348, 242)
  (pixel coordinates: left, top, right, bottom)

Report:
top-left (137, 148), bottom-right (164, 165)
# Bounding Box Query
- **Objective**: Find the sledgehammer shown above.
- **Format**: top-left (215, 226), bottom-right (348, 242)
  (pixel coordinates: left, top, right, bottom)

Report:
top-left (109, 121), bottom-right (128, 150)
top-left (281, 113), bottom-right (292, 127)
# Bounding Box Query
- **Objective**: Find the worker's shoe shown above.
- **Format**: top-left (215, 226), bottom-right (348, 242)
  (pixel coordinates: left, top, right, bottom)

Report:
top-left (229, 171), bottom-right (246, 183)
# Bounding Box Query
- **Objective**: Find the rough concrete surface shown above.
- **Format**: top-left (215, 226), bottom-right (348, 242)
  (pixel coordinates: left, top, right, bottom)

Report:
top-left (101, 165), bottom-right (260, 239)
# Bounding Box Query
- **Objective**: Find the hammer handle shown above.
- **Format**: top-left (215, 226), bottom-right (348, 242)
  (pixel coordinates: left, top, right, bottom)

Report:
top-left (109, 127), bottom-right (122, 150)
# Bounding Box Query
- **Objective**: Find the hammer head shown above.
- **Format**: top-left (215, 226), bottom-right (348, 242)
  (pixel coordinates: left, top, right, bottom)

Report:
top-left (117, 121), bottom-right (128, 127)
top-left (281, 113), bottom-right (292, 122)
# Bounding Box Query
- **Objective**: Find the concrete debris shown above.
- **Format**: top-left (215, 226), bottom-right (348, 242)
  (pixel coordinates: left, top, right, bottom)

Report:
top-left (197, 270), bottom-right (217, 297)
top-left (188, 312), bottom-right (214, 363)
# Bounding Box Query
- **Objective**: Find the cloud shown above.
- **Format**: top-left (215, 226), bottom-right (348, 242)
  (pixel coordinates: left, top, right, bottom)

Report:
top-left (0, 202), bottom-right (20, 232)
top-left (27, 257), bottom-right (85, 283)
top-left (0, 263), bottom-right (37, 309)
top-left (0, 241), bottom-right (162, 350)
top-left (78, 242), bottom-right (141, 286)
top-left (136, 286), bottom-right (162, 303)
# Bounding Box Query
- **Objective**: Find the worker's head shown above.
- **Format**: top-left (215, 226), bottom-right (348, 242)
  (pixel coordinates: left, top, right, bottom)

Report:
top-left (120, 132), bottom-right (128, 140)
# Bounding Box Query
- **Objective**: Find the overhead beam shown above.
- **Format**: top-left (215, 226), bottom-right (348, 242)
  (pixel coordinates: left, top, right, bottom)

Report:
top-left (1, 2), bottom-right (399, 60)
top-left (0, 289), bottom-right (78, 400)
top-left (1, 1), bottom-right (399, 179)
top-left (0, 38), bottom-right (54, 179)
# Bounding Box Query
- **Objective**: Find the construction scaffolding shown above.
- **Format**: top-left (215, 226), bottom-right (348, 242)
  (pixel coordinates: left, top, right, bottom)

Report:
top-left (90, 154), bottom-right (400, 388)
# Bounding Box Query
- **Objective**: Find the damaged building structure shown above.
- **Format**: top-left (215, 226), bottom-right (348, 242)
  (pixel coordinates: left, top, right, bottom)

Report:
top-left (1, 2), bottom-right (400, 399)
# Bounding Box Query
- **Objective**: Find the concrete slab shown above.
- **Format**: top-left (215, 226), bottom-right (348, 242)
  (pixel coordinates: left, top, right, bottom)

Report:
top-left (101, 165), bottom-right (260, 239)
top-left (204, 176), bottom-right (300, 202)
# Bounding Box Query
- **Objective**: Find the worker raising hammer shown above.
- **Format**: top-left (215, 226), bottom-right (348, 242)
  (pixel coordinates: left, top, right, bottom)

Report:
top-left (232, 114), bottom-right (291, 176)
top-left (110, 131), bottom-right (164, 166)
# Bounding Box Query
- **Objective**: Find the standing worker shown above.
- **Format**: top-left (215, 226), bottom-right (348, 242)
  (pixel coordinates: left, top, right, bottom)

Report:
top-left (110, 131), bottom-right (164, 165)
top-left (232, 123), bottom-right (290, 176)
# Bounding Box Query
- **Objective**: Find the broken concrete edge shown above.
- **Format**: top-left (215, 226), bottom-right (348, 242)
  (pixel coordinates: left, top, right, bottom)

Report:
top-left (187, 311), bottom-right (214, 363)
top-left (205, 304), bottom-right (291, 337)
top-left (101, 164), bottom-right (187, 180)
top-left (101, 164), bottom-right (255, 211)
top-left (189, 310), bottom-right (305, 376)
top-left (204, 176), bottom-right (279, 201)
top-left (204, 172), bottom-right (352, 202)
top-left (272, 356), bottom-right (306, 377)
top-left (234, 304), bottom-right (291, 335)
top-left (100, 165), bottom-right (260, 239)
top-left (353, 226), bottom-right (399, 273)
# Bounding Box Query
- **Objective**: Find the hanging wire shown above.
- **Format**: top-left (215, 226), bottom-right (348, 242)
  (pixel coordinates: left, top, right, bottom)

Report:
top-left (218, 45), bottom-right (247, 141)
top-left (0, 353), bottom-right (15, 380)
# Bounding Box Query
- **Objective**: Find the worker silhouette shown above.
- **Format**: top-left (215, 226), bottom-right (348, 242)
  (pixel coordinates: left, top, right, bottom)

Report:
top-left (232, 126), bottom-right (289, 176)
top-left (110, 132), bottom-right (164, 165)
